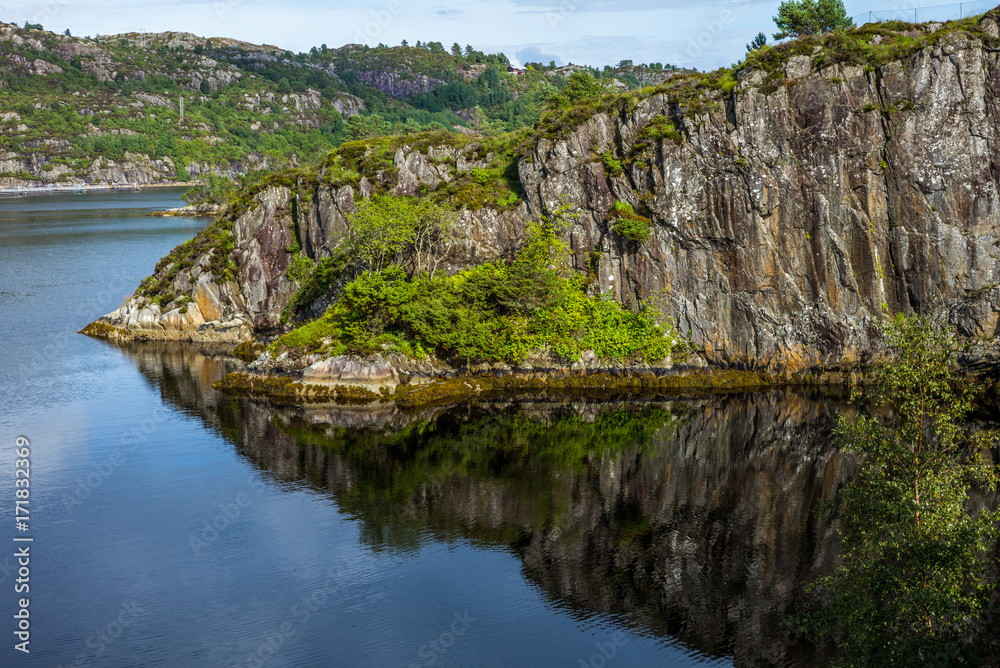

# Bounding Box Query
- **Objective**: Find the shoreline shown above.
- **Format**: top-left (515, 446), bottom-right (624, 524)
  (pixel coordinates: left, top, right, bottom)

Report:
top-left (0, 181), bottom-right (201, 197)
top-left (80, 322), bottom-right (863, 411)
top-left (211, 363), bottom-right (859, 411)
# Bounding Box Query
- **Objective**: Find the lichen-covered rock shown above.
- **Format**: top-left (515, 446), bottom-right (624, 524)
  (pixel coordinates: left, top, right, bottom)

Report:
top-left (301, 354), bottom-right (400, 391)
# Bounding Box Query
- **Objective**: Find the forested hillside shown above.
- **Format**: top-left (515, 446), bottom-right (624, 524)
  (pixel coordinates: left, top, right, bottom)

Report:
top-left (0, 22), bottom-right (680, 186)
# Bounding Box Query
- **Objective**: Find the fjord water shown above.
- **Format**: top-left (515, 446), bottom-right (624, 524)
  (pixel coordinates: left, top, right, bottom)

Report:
top-left (0, 190), bottom-right (846, 667)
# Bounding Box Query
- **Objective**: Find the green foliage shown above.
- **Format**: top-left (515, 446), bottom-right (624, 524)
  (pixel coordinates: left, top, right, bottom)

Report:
top-left (345, 114), bottom-right (393, 140)
top-left (773, 0), bottom-right (854, 40)
top-left (347, 195), bottom-right (456, 275)
top-left (274, 208), bottom-right (679, 364)
top-left (608, 201), bottom-right (652, 243)
top-left (182, 173), bottom-right (237, 205)
top-left (286, 254), bottom-right (315, 282)
top-left (747, 32), bottom-right (768, 53)
top-left (600, 151), bottom-right (623, 178)
top-left (796, 316), bottom-right (1000, 666)
top-left (637, 116), bottom-right (682, 144)
top-left (288, 255), bottom-right (345, 313)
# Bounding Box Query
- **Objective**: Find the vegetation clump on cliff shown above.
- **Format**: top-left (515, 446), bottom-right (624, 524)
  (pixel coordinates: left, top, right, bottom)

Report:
top-left (607, 201), bottom-right (652, 244)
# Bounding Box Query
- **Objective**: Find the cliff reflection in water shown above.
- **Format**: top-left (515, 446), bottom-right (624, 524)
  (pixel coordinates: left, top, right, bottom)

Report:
top-left (123, 343), bottom-right (855, 667)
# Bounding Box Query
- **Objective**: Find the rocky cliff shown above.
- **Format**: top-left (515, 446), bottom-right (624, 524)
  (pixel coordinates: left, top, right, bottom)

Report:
top-left (87, 13), bottom-right (1000, 378)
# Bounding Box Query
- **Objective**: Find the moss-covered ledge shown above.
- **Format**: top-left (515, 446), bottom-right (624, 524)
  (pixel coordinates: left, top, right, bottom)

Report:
top-left (211, 365), bottom-right (843, 410)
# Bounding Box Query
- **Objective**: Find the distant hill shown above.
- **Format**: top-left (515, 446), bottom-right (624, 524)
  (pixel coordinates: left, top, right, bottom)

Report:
top-left (0, 22), bottom-right (682, 187)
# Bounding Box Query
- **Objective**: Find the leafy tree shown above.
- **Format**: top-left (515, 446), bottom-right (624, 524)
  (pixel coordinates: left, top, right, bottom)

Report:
top-left (747, 31), bottom-right (767, 52)
top-left (200, 79), bottom-right (211, 94)
top-left (183, 173), bottom-right (236, 205)
top-left (276, 77), bottom-right (292, 94)
top-left (344, 114), bottom-right (392, 140)
top-left (797, 316), bottom-right (1000, 666)
top-left (63, 29), bottom-right (71, 36)
top-left (346, 196), bottom-right (454, 275)
top-left (347, 196), bottom-right (413, 273)
top-left (451, 42), bottom-right (462, 58)
top-left (772, 0), bottom-right (853, 40)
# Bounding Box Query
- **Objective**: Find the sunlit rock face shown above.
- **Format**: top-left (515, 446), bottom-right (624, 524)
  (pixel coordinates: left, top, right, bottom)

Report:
top-left (121, 342), bottom-right (853, 666)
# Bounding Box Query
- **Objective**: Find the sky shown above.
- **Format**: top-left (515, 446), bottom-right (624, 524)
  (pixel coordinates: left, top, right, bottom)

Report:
top-left (5, 0), bottom-right (884, 71)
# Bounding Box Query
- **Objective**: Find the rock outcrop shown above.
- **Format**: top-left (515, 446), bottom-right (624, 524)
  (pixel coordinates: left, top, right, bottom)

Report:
top-left (87, 15), bottom-right (1000, 379)
top-left (354, 69), bottom-right (446, 99)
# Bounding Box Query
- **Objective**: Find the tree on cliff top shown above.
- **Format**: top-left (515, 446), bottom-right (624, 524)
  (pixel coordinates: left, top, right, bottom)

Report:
top-left (794, 316), bottom-right (1000, 665)
top-left (772, 0), bottom-right (853, 40)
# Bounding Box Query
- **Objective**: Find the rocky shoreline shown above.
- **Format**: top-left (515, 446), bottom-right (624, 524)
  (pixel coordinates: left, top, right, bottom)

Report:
top-left (210, 364), bottom-right (832, 409)
top-left (82, 320), bottom-right (857, 409)
top-left (149, 202), bottom-right (227, 217)
top-left (80, 14), bottom-right (1000, 411)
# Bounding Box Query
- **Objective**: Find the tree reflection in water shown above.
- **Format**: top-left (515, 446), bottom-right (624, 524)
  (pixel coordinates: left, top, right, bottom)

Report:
top-left (123, 342), bottom-right (856, 667)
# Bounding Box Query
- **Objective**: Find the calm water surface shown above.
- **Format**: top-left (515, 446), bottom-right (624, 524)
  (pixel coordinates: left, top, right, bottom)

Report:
top-left (0, 191), bottom-right (849, 667)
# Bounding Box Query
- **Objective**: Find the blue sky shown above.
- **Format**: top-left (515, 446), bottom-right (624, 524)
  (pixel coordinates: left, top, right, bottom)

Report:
top-left (6, 0), bottom-right (879, 70)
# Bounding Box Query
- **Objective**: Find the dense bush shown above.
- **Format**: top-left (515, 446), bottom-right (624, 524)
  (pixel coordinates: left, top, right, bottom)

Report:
top-left (274, 212), bottom-right (678, 364)
top-left (608, 201), bottom-right (652, 243)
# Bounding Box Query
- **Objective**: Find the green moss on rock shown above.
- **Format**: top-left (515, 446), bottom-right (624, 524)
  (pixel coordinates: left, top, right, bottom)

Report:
top-left (79, 320), bottom-right (125, 339)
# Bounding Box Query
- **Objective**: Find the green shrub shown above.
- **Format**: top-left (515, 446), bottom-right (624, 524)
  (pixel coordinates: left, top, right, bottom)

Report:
top-left (608, 201), bottom-right (652, 243)
top-left (600, 151), bottom-right (623, 178)
top-left (286, 254), bottom-right (315, 282)
top-left (273, 212), bottom-right (678, 364)
top-left (638, 116), bottom-right (682, 144)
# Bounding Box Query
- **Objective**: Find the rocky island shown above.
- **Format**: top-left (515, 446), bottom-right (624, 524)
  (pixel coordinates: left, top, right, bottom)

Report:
top-left (84, 11), bottom-right (1000, 408)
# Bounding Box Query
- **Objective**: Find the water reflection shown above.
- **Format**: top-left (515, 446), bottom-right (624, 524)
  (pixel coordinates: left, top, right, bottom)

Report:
top-left (121, 342), bottom-right (854, 667)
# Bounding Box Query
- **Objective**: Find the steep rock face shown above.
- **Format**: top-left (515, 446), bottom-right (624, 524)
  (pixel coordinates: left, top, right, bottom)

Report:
top-left (91, 186), bottom-right (307, 341)
top-left (330, 92), bottom-right (365, 118)
top-left (354, 69), bottom-right (446, 98)
top-left (90, 27), bottom-right (1000, 372)
top-left (519, 29), bottom-right (1000, 370)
